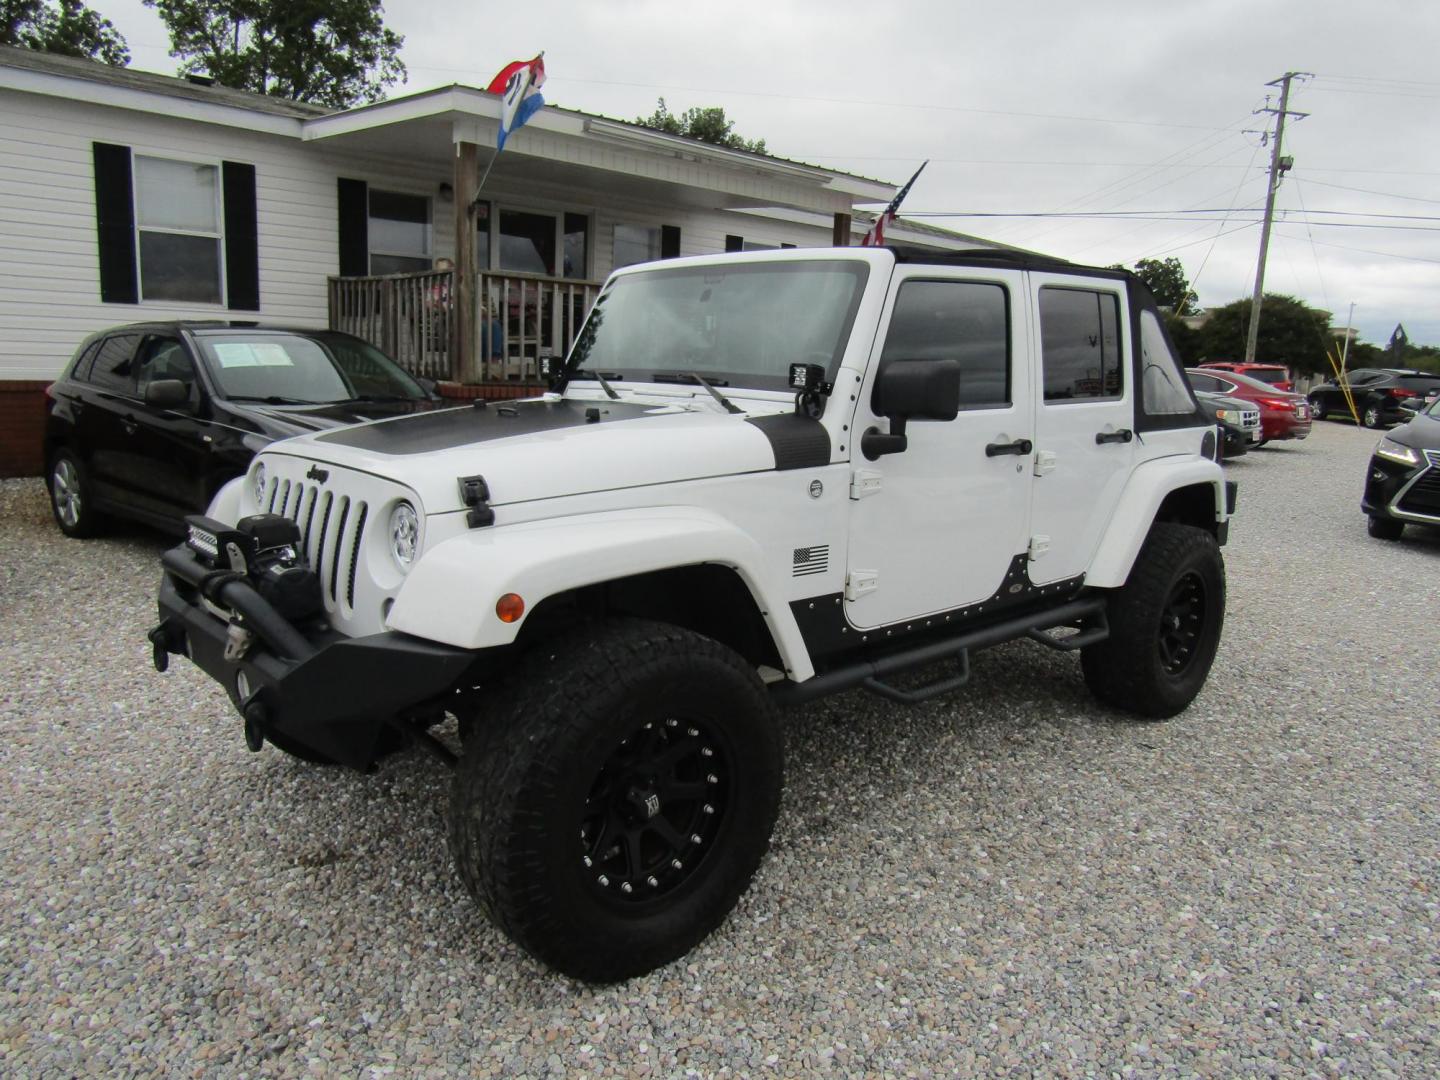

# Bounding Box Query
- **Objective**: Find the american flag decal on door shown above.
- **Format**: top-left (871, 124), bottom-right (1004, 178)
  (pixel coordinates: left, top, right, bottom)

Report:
top-left (792, 545), bottom-right (829, 577)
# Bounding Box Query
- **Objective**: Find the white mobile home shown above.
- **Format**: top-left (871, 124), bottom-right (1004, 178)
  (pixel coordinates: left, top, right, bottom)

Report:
top-left (0, 45), bottom-right (994, 475)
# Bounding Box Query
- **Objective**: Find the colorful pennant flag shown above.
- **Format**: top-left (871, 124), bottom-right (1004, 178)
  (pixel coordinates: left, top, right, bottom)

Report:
top-left (486, 53), bottom-right (546, 152)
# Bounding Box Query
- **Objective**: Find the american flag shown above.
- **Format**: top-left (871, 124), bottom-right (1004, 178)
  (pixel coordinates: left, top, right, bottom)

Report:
top-left (860, 161), bottom-right (928, 247)
top-left (792, 545), bottom-right (829, 577)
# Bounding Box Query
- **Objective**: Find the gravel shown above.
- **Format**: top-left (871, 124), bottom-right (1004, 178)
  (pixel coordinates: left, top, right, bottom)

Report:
top-left (2, 421), bottom-right (1437, 1077)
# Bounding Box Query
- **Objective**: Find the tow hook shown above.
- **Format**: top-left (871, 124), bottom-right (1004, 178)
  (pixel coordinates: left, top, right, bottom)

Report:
top-left (243, 699), bottom-right (268, 753)
top-left (147, 623), bottom-right (179, 673)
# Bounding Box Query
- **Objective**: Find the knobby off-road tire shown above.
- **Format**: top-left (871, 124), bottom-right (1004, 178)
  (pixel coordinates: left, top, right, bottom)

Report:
top-left (448, 618), bottom-right (783, 982)
top-left (48, 448), bottom-right (105, 538)
top-left (1082, 523), bottom-right (1225, 719)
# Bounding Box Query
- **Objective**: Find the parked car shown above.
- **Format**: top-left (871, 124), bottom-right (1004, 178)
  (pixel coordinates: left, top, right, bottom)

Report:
top-left (44, 323), bottom-right (442, 537)
top-left (1186, 367), bottom-right (1312, 445)
top-left (1307, 368), bottom-right (1440, 429)
top-left (1194, 391), bottom-right (1260, 458)
top-left (1195, 360), bottom-right (1294, 392)
top-left (1362, 396), bottom-right (1440, 540)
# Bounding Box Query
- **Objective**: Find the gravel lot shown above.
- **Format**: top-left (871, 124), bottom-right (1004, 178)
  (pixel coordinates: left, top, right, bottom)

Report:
top-left (2, 421), bottom-right (1437, 1077)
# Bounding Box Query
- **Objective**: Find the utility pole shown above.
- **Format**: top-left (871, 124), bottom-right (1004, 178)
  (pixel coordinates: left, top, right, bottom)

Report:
top-left (1244, 72), bottom-right (1310, 364)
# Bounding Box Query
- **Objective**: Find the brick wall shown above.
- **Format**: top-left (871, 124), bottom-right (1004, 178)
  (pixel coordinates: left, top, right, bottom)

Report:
top-left (0, 382), bottom-right (49, 478)
top-left (437, 381), bottom-right (547, 402)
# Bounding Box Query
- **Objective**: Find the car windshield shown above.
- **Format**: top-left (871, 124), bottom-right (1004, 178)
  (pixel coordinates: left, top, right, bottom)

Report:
top-left (566, 260), bottom-right (870, 391)
top-left (197, 333), bottom-right (427, 404)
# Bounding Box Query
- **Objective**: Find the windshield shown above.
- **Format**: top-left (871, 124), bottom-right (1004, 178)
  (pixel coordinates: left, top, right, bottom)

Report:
top-left (567, 260), bottom-right (870, 391)
top-left (198, 333), bottom-right (427, 404)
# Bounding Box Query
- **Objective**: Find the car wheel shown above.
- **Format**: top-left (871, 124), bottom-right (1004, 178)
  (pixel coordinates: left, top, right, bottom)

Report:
top-left (1308, 396), bottom-right (1327, 421)
top-left (1362, 403), bottom-right (1384, 429)
top-left (448, 618), bottom-right (783, 982)
top-left (47, 449), bottom-right (104, 538)
top-left (1081, 523), bottom-right (1225, 719)
top-left (1367, 515), bottom-right (1404, 541)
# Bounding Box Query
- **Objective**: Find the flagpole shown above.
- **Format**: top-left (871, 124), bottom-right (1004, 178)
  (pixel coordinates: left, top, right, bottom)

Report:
top-left (471, 145), bottom-right (502, 207)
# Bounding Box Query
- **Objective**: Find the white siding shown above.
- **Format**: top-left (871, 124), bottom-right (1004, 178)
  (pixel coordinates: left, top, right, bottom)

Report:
top-left (0, 91), bottom-right (453, 379)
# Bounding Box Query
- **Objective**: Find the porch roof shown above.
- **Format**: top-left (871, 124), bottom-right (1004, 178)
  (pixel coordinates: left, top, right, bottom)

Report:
top-left (301, 85), bottom-right (897, 216)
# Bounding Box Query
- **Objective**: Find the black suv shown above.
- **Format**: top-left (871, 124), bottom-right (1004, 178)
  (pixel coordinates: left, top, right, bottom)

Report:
top-left (44, 323), bottom-right (440, 537)
top-left (1308, 368), bottom-right (1440, 429)
top-left (1362, 396), bottom-right (1440, 540)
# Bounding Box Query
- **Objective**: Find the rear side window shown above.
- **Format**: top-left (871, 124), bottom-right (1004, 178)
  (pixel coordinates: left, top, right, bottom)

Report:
top-left (1137, 310), bottom-right (1195, 415)
top-left (88, 334), bottom-right (142, 394)
top-left (1039, 287), bottom-right (1122, 402)
top-left (66, 340), bottom-right (104, 382)
top-left (1398, 374), bottom-right (1440, 389)
top-left (1187, 372), bottom-right (1224, 394)
top-left (879, 279), bottom-right (1010, 407)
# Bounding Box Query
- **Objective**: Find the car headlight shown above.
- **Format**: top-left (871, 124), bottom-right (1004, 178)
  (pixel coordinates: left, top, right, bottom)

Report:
top-left (389, 501), bottom-right (420, 572)
top-left (1215, 409), bottom-right (1234, 422)
top-left (1375, 436), bottom-right (1419, 466)
top-left (252, 462), bottom-right (267, 507)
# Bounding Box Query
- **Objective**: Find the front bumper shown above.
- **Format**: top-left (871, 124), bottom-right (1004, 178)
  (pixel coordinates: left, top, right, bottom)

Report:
top-left (153, 544), bottom-right (476, 769)
top-left (1362, 450), bottom-right (1440, 525)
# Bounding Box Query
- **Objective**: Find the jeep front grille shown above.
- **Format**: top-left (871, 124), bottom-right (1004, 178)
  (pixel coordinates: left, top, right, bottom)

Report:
top-left (264, 478), bottom-right (369, 610)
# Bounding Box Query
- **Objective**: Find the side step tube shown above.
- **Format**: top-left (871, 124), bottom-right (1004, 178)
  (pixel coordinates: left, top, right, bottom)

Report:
top-left (772, 597), bottom-right (1108, 708)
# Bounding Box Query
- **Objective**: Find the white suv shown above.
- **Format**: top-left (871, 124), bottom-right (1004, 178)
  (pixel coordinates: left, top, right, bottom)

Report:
top-left (151, 246), bottom-right (1234, 982)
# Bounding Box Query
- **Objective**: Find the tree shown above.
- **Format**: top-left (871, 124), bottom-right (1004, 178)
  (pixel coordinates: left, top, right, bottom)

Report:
top-left (1113, 257), bottom-right (1198, 315)
top-left (144, 0), bottom-right (405, 108)
top-left (1194, 294), bottom-right (1333, 375)
top-left (635, 98), bottom-right (767, 154)
top-left (2, 0), bottom-right (130, 65)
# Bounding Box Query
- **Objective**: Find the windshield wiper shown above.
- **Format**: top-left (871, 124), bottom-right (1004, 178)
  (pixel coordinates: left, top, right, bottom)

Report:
top-left (226, 395), bottom-right (314, 405)
top-left (572, 368), bottom-right (620, 400)
top-left (330, 394), bottom-right (413, 403)
top-left (654, 372), bottom-right (742, 414)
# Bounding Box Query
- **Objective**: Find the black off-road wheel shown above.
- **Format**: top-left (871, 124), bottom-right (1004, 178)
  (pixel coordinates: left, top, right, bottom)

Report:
top-left (448, 618), bottom-right (783, 982)
top-left (47, 448), bottom-right (104, 538)
top-left (1082, 523), bottom-right (1225, 719)
top-left (1367, 515), bottom-right (1404, 541)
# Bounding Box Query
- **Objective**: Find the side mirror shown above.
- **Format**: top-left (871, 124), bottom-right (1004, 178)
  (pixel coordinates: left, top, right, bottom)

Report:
top-left (415, 375), bottom-right (440, 399)
top-left (145, 378), bottom-right (190, 408)
top-left (862, 359), bottom-right (960, 459)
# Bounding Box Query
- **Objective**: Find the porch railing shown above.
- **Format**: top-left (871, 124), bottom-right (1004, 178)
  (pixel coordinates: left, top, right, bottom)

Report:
top-left (327, 269), bottom-right (603, 383)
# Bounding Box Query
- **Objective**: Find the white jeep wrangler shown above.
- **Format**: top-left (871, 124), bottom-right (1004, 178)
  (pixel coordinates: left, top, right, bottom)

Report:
top-left (151, 246), bottom-right (1233, 982)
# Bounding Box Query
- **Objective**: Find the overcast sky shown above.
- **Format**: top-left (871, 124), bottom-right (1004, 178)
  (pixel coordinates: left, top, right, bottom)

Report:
top-left (101, 0), bottom-right (1440, 348)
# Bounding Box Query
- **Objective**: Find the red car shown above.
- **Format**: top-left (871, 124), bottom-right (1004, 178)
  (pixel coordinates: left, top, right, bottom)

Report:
top-left (1186, 368), bottom-right (1312, 445)
top-left (1196, 361), bottom-right (1294, 392)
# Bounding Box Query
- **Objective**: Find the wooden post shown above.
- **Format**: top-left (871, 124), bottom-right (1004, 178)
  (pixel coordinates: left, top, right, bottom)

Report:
top-left (832, 212), bottom-right (852, 247)
top-left (453, 141), bottom-right (480, 383)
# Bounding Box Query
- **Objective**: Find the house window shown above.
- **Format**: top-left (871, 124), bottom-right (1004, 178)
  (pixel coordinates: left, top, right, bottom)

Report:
top-left (135, 156), bottom-right (223, 304)
top-left (499, 209), bottom-right (557, 275)
top-left (564, 213), bottom-right (589, 279)
top-left (369, 190), bottom-right (431, 275)
top-left (613, 224), bottom-right (661, 269)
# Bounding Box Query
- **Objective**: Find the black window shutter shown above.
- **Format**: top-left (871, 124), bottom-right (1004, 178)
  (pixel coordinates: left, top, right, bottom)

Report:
top-left (724, 234), bottom-right (744, 253)
top-left (222, 161), bottom-right (260, 310)
top-left (92, 142), bottom-right (138, 304)
top-left (337, 178), bottom-right (369, 276)
top-left (660, 224), bottom-right (681, 259)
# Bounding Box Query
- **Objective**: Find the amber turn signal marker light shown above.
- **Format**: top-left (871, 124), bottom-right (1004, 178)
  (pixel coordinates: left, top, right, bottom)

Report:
top-left (496, 593), bottom-right (525, 623)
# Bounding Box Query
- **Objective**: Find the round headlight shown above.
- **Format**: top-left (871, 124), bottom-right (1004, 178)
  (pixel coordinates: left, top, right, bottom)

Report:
top-left (252, 462), bottom-right (267, 507)
top-left (389, 501), bottom-right (420, 571)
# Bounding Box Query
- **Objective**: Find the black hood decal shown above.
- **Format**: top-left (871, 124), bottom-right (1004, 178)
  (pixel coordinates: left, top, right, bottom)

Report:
top-left (746, 413), bottom-right (831, 470)
top-left (314, 398), bottom-right (658, 455)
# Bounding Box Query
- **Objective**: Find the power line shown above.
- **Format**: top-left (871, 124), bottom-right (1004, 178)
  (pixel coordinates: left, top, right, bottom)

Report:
top-left (1272, 228), bottom-right (1440, 266)
top-left (1298, 177), bottom-right (1440, 206)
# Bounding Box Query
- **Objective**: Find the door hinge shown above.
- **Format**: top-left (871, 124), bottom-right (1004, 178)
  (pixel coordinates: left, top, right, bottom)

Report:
top-left (850, 469), bottom-right (883, 500)
top-left (845, 569), bottom-right (879, 601)
top-left (1033, 449), bottom-right (1057, 477)
top-left (1028, 534), bottom-right (1051, 560)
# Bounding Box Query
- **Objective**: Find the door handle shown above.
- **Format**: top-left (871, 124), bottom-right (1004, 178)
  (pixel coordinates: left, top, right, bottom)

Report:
top-left (1095, 428), bottom-right (1134, 445)
top-left (121, 417), bottom-right (138, 436)
top-left (985, 438), bottom-right (1033, 457)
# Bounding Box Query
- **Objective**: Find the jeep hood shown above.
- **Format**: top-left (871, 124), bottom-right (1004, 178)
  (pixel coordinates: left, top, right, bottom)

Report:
top-left (257, 397), bottom-right (831, 512)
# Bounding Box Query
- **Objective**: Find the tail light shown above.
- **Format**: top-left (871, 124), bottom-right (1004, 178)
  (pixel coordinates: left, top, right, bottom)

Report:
top-left (1389, 388), bottom-right (1417, 399)
top-left (1258, 397), bottom-right (1294, 409)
